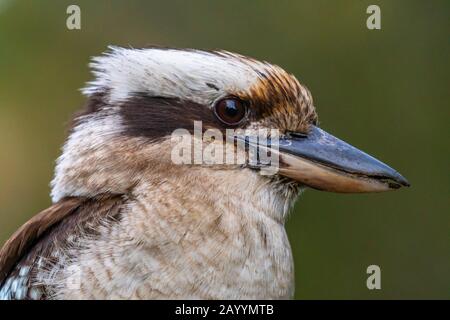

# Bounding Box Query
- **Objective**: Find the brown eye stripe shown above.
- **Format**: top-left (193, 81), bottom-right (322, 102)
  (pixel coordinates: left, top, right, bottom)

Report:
top-left (120, 94), bottom-right (225, 140)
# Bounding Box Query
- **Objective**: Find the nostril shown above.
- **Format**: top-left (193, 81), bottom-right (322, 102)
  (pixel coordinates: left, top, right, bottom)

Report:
top-left (287, 132), bottom-right (308, 139)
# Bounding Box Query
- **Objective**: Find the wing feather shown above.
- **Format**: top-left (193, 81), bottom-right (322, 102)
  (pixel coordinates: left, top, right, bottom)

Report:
top-left (0, 198), bottom-right (82, 285)
top-left (0, 194), bottom-right (124, 299)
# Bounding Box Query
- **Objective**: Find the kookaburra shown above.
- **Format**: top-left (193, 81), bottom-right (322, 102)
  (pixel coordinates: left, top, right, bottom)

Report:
top-left (0, 47), bottom-right (409, 300)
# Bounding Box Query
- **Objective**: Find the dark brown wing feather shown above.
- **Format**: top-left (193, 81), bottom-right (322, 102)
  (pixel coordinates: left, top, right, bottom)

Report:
top-left (0, 194), bottom-right (125, 299)
top-left (0, 198), bottom-right (83, 285)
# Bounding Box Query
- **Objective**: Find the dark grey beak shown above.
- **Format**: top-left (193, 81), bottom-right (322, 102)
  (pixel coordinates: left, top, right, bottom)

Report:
top-left (276, 126), bottom-right (410, 193)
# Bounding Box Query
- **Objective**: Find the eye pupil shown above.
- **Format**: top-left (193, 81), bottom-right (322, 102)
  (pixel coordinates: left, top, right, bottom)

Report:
top-left (213, 98), bottom-right (247, 126)
top-left (224, 101), bottom-right (239, 117)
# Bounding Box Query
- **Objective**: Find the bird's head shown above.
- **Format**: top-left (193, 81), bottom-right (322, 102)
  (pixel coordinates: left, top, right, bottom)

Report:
top-left (51, 47), bottom-right (409, 210)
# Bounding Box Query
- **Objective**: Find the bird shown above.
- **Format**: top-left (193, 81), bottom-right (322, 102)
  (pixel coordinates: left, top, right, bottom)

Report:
top-left (0, 46), bottom-right (409, 300)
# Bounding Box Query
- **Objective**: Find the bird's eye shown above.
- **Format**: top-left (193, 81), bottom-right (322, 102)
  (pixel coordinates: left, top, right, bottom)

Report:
top-left (213, 98), bottom-right (247, 126)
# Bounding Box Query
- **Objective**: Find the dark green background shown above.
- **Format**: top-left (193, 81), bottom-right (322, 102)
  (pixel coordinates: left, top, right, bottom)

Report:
top-left (0, 0), bottom-right (448, 299)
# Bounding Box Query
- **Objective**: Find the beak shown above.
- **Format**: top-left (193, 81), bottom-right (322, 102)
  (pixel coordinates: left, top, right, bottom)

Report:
top-left (275, 126), bottom-right (410, 193)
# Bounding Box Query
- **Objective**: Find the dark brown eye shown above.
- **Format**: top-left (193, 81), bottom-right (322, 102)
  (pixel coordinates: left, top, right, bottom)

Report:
top-left (213, 98), bottom-right (247, 126)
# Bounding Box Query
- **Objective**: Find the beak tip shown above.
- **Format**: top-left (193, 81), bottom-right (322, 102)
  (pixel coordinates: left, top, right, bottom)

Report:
top-left (389, 172), bottom-right (410, 189)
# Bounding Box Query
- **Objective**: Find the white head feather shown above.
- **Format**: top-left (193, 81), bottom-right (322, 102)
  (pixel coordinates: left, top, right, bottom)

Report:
top-left (83, 46), bottom-right (270, 106)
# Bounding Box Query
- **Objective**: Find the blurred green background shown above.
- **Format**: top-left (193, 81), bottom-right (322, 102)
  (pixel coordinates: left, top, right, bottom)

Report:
top-left (0, 0), bottom-right (448, 299)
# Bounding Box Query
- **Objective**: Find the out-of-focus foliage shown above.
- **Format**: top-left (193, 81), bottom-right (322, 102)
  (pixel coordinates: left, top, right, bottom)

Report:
top-left (0, 0), bottom-right (448, 299)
